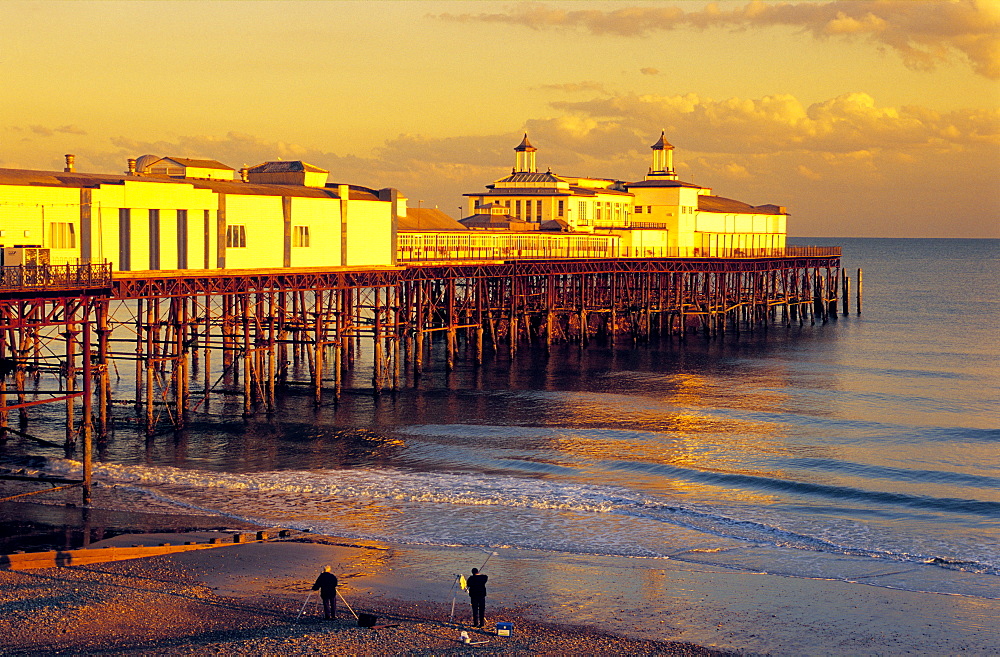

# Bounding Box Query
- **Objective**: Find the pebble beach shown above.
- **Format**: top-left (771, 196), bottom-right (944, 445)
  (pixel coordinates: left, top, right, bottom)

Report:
top-left (0, 532), bottom-right (726, 655)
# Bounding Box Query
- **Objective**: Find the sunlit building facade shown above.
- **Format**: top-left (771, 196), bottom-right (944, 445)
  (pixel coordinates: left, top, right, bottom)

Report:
top-left (463, 133), bottom-right (787, 255)
top-left (0, 155), bottom-right (399, 271)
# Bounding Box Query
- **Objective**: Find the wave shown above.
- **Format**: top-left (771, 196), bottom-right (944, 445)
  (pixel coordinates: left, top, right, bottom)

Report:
top-left (604, 459), bottom-right (1000, 517)
top-left (39, 458), bottom-right (1000, 579)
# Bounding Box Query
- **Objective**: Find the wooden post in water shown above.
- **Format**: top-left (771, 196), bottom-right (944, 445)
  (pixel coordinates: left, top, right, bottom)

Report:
top-left (391, 285), bottom-right (401, 390)
top-left (134, 298), bottom-right (143, 411)
top-left (609, 272), bottom-right (617, 345)
top-left (474, 278), bottom-right (484, 366)
top-left (202, 294), bottom-right (212, 408)
top-left (313, 291), bottom-right (324, 406)
top-left (267, 291), bottom-right (276, 413)
top-left (81, 321), bottom-right (92, 506)
top-left (842, 270), bottom-right (850, 317)
top-left (145, 300), bottom-right (155, 434)
top-left (373, 286), bottom-right (384, 392)
top-left (242, 295), bottom-right (252, 417)
top-left (97, 303), bottom-right (110, 439)
top-left (334, 288), bottom-right (345, 399)
top-left (545, 276), bottom-right (555, 351)
top-left (446, 279), bottom-right (456, 372)
top-left (857, 268), bottom-right (863, 315)
top-left (16, 305), bottom-right (29, 427)
top-left (175, 297), bottom-right (187, 428)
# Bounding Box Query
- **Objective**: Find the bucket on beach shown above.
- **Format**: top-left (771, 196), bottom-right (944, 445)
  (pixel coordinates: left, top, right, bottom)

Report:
top-left (357, 613), bottom-right (379, 628)
top-left (495, 621), bottom-right (513, 637)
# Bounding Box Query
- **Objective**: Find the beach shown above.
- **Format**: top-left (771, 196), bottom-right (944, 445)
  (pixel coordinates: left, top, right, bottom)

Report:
top-left (3, 481), bottom-right (999, 655)
top-left (0, 493), bottom-right (723, 655)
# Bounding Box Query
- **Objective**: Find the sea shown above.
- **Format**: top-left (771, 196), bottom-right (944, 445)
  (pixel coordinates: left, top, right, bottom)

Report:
top-left (9, 237), bottom-right (1000, 646)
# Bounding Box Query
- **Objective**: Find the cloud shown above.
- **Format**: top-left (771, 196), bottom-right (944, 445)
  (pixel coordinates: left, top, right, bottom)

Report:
top-left (19, 124), bottom-right (88, 137)
top-left (56, 125), bottom-right (88, 135)
top-left (546, 91), bottom-right (1000, 155)
top-left (8, 88), bottom-right (997, 236)
top-left (640, 67), bottom-right (660, 76)
top-left (435, 1), bottom-right (1000, 79)
top-left (537, 81), bottom-right (609, 93)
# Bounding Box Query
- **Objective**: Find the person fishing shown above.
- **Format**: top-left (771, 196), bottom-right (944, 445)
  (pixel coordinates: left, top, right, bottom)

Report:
top-left (466, 567), bottom-right (488, 628)
top-left (312, 566), bottom-right (339, 620)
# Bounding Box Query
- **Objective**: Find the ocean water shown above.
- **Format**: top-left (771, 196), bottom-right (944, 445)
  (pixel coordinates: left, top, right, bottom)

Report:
top-left (18, 238), bottom-right (1000, 606)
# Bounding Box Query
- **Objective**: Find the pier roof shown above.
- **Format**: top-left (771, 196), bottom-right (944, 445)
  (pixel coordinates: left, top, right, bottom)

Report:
top-left (698, 195), bottom-right (787, 215)
top-left (0, 168), bottom-right (381, 201)
top-left (398, 207), bottom-right (466, 231)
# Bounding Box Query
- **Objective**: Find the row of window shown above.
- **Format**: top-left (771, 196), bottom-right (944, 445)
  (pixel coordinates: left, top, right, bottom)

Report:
top-left (634, 205), bottom-right (695, 215)
top-left (593, 201), bottom-right (629, 223)
top-left (494, 198), bottom-right (631, 223)
top-left (46, 219), bottom-right (314, 251)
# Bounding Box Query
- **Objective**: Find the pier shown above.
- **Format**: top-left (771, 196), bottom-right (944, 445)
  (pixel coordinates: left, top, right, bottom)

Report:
top-left (0, 250), bottom-right (854, 506)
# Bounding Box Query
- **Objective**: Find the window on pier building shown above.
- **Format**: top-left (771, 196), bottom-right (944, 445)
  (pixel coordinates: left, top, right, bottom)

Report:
top-left (177, 209), bottom-right (188, 269)
top-left (634, 206), bottom-right (643, 214)
top-left (118, 208), bottom-right (131, 271)
top-left (577, 201), bottom-right (588, 225)
top-left (148, 209), bottom-right (161, 270)
top-left (536, 200), bottom-right (542, 221)
top-left (226, 224), bottom-right (247, 248)
top-left (49, 222), bottom-right (76, 249)
top-left (292, 225), bottom-right (310, 247)
top-left (558, 200), bottom-right (564, 217)
top-left (515, 200), bottom-right (521, 218)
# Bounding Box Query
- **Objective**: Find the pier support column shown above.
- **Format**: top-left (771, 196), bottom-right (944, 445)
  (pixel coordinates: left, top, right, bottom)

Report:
top-left (313, 291), bottom-right (324, 407)
top-left (82, 321), bottom-right (93, 506)
top-left (97, 302), bottom-right (110, 439)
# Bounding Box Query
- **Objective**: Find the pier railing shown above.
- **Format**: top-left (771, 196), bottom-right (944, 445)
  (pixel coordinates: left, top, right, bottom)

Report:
top-left (397, 234), bottom-right (840, 262)
top-left (0, 263), bottom-right (113, 292)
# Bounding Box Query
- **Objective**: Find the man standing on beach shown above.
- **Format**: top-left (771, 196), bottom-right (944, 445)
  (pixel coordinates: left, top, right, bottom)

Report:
top-left (466, 567), bottom-right (488, 628)
top-left (312, 566), bottom-right (338, 620)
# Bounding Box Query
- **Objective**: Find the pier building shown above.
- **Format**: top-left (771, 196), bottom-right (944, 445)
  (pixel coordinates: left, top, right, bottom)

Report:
top-left (462, 133), bottom-right (787, 256)
top-left (0, 156), bottom-right (398, 271)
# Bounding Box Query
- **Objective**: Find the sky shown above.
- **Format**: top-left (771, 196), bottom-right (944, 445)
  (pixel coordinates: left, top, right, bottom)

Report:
top-left (2, 0), bottom-right (998, 238)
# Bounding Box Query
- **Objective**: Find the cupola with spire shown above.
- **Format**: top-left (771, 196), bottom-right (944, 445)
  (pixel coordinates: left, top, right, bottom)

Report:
top-left (648, 131), bottom-right (677, 180)
top-left (514, 133), bottom-right (538, 173)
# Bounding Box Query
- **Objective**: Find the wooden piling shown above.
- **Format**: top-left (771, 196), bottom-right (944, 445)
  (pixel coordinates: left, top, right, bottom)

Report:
top-left (857, 268), bottom-right (863, 315)
top-left (81, 322), bottom-right (92, 505)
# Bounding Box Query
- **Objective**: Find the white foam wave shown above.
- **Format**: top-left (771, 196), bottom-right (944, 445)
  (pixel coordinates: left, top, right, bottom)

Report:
top-left (45, 459), bottom-right (624, 513)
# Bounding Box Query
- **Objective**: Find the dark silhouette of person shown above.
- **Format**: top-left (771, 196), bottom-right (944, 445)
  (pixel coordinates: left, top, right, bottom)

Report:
top-left (466, 567), bottom-right (488, 628)
top-left (312, 566), bottom-right (338, 619)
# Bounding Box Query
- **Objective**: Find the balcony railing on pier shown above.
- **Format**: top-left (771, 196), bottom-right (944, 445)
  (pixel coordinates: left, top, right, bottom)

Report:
top-left (397, 233), bottom-right (840, 262)
top-left (0, 263), bottom-right (113, 292)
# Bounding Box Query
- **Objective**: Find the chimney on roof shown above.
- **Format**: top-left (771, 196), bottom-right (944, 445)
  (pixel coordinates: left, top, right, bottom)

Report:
top-left (239, 167), bottom-right (249, 182)
top-left (64, 154), bottom-right (75, 173)
top-left (127, 159), bottom-right (137, 176)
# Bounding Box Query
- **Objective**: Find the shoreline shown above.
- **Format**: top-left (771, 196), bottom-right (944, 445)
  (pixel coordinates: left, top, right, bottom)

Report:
top-left (3, 480), bottom-right (1000, 655)
top-left (0, 519), bottom-right (728, 655)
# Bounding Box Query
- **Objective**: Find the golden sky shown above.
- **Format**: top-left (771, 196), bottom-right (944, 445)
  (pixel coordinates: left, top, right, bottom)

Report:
top-left (3, 0), bottom-right (998, 237)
